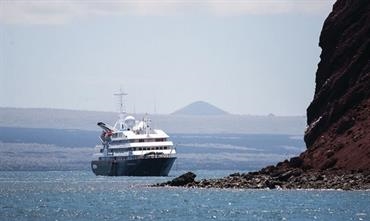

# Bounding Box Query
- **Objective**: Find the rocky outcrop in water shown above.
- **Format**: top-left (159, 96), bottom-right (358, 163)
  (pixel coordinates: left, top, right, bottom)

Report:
top-left (157, 172), bottom-right (197, 187)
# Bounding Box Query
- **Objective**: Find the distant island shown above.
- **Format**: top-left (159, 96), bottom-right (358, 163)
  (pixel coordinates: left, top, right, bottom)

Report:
top-left (172, 101), bottom-right (228, 115)
top-left (0, 107), bottom-right (305, 134)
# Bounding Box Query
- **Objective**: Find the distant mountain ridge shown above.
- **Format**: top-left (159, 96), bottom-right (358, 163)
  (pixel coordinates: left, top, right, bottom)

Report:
top-left (172, 101), bottom-right (228, 115)
top-left (0, 107), bottom-right (306, 134)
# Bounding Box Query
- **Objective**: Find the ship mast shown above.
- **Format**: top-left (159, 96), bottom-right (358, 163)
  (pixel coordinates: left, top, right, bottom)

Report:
top-left (113, 88), bottom-right (128, 131)
top-left (114, 88), bottom-right (128, 119)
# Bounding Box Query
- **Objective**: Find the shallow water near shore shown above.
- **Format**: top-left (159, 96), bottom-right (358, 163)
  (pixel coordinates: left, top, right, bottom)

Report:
top-left (0, 171), bottom-right (369, 221)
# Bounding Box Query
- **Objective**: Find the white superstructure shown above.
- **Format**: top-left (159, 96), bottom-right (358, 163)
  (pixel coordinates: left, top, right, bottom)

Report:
top-left (93, 90), bottom-right (176, 161)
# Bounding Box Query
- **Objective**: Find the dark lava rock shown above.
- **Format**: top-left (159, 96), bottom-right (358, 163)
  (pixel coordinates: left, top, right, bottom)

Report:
top-left (277, 169), bottom-right (302, 182)
top-left (260, 165), bottom-right (276, 175)
top-left (156, 172), bottom-right (196, 187)
top-left (320, 157), bottom-right (338, 170)
top-left (264, 180), bottom-right (277, 189)
top-left (229, 172), bottom-right (241, 177)
top-left (289, 157), bottom-right (303, 168)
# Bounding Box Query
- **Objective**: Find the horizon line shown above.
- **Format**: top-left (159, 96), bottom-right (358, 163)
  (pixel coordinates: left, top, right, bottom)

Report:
top-left (0, 106), bottom-right (306, 117)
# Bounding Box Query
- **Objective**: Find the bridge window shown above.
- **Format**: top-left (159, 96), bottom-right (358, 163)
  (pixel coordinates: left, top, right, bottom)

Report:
top-left (155, 138), bottom-right (166, 142)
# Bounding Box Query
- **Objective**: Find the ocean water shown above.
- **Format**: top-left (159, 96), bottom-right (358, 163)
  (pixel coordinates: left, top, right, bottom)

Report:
top-left (0, 132), bottom-right (306, 171)
top-left (0, 132), bottom-right (368, 220)
top-left (0, 171), bottom-right (369, 221)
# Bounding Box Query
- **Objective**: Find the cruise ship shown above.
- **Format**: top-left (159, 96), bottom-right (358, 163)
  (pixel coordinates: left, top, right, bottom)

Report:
top-left (91, 91), bottom-right (176, 176)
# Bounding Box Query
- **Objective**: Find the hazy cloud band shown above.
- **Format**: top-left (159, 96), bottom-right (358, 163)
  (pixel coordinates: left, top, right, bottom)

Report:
top-left (0, 0), bottom-right (334, 25)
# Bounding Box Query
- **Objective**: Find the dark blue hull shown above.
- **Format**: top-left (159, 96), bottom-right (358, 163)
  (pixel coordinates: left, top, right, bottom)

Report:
top-left (91, 157), bottom-right (176, 176)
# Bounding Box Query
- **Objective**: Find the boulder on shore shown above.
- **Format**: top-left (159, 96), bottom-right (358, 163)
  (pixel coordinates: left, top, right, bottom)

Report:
top-left (156, 172), bottom-right (196, 187)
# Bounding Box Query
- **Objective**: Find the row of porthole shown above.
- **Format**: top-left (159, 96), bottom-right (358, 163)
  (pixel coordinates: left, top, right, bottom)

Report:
top-left (110, 138), bottom-right (167, 145)
top-left (137, 146), bottom-right (170, 151)
top-left (107, 146), bottom-right (171, 153)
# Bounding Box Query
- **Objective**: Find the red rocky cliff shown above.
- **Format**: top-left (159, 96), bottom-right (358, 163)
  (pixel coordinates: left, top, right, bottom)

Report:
top-left (302, 0), bottom-right (370, 171)
top-left (157, 0), bottom-right (370, 190)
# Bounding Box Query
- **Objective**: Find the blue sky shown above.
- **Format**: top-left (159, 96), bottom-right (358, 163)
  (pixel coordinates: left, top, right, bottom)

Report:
top-left (0, 0), bottom-right (334, 115)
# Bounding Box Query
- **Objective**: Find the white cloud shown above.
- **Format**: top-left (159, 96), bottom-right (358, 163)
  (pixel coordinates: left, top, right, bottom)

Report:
top-left (0, 0), bottom-right (334, 25)
top-left (207, 0), bottom-right (335, 16)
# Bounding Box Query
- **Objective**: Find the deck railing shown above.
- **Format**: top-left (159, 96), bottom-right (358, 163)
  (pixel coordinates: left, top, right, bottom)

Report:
top-left (99, 153), bottom-right (175, 161)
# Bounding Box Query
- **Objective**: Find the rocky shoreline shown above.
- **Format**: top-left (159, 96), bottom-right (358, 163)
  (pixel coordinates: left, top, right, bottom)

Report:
top-left (155, 168), bottom-right (370, 190)
top-left (155, 157), bottom-right (370, 190)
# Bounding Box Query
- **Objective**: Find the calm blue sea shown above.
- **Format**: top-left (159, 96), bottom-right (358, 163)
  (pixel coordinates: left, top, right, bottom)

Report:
top-left (0, 170), bottom-right (369, 221)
